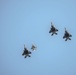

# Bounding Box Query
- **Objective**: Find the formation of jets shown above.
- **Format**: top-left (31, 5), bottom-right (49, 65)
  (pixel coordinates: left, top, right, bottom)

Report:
top-left (22, 22), bottom-right (72, 59)
top-left (49, 22), bottom-right (72, 41)
top-left (22, 45), bottom-right (37, 58)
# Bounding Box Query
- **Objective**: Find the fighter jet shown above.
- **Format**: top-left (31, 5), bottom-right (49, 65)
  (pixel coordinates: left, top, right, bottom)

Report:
top-left (63, 28), bottom-right (72, 41)
top-left (49, 22), bottom-right (58, 36)
top-left (31, 44), bottom-right (37, 51)
top-left (22, 45), bottom-right (31, 58)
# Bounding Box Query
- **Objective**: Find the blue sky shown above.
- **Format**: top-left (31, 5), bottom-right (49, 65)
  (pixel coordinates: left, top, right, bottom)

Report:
top-left (0, 0), bottom-right (76, 75)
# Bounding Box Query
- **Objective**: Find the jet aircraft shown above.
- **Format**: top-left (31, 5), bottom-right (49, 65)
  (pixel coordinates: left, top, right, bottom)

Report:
top-left (22, 45), bottom-right (31, 58)
top-left (31, 44), bottom-right (37, 51)
top-left (63, 28), bottom-right (72, 41)
top-left (49, 22), bottom-right (58, 36)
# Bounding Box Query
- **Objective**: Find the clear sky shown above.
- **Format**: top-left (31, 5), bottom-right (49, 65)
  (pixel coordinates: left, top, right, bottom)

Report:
top-left (0, 0), bottom-right (76, 75)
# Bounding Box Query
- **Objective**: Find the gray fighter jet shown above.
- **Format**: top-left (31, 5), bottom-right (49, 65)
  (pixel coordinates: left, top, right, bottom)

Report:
top-left (31, 44), bottom-right (37, 51)
top-left (22, 45), bottom-right (31, 58)
top-left (49, 22), bottom-right (58, 36)
top-left (63, 28), bottom-right (72, 41)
